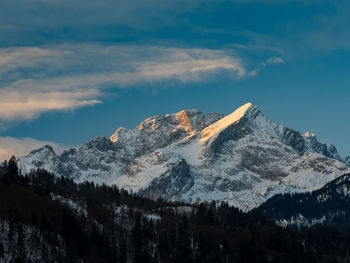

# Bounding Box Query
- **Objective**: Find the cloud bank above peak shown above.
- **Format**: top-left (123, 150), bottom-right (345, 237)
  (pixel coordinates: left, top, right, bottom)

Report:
top-left (0, 44), bottom-right (281, 127)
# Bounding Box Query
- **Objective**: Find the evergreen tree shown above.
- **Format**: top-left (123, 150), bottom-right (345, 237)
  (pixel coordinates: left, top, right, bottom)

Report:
top-left (17, 224), bottom-right (25, 259)
top-left (0, 241), bottom-right (4, 259)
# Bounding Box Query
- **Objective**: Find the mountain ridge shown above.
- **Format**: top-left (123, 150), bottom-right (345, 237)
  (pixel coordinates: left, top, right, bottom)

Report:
top-left (19, 103), bottom-right (350, 210)
top-left (253, 173), bottom-right (350, 229)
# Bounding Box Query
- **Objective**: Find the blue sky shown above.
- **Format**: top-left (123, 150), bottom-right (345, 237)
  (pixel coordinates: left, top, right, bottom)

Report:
top-left (0, 0), bottom-right (349, 159)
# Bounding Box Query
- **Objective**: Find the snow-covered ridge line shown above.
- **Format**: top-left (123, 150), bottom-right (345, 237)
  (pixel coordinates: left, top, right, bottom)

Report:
top-left (255, 173), bottom-right (350, 228)
top-left (200, 102), bottom-right (253, 143)
top-left (19, 103), bottom-right (350, 211)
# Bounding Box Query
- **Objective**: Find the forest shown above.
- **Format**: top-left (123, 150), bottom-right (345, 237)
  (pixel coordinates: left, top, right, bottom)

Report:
top-left (254, 173), bottom-right (350, 229)
top-left (0, 157), bottom-right (350, 262)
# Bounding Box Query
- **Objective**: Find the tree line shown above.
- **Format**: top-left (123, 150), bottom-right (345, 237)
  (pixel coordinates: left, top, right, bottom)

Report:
top-left (0, 156), bottom-right (348, 262)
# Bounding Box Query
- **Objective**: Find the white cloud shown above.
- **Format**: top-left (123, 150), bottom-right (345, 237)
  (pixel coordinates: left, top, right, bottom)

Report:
top-left (248, 56), bottom-right (285, 76)
top-left (265, 57), bottom-right (284, 65)
top-left (0, 136), bottom-right (63, 161)
top-left (134, 48), bottom-right (246, 81)
top-left (0, 89), bottom-right (101, 121)
top-left (0, 45), bottom-right (248, 126)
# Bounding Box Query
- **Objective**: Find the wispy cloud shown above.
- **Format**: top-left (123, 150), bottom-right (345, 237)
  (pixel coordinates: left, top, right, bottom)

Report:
top-left (249, 56), bottom-right (285, 76)
top-left (240, 1), bottom-right (350, 55)
top-left (301, 1), bottom-right (350, 52)
top-left (264, 57), bottom-right (284, 65)
top-left (0, 45), bottom-right (254, 126)
top-left (0, 136), bottom-right (63, 161)
top-left (0, 89), bottom-right (101, 121)
top-left (133, 48), bottom-right (246, 81)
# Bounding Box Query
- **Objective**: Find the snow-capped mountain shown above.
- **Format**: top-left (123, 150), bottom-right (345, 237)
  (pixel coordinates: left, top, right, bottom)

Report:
top-left (345, 156), bottom-right (350, 166)
top-left (253, 173), bottom-right (350, 229)
top-left (19, 103), bottom-right (350, 211)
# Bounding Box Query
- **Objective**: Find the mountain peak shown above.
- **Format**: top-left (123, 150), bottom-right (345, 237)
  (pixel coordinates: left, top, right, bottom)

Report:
top-left (304, 131), bottom-right (316, 137)
top-left (242, 102), bottom-right (254, 109)
top-left (134, 109), bottom-right (203, 133)
top-left (18, 102), bottom-right (350, 212)
top-left (28, 144), bottom-right (56, 156)
top-left (200, 102), bottom-right (258, 142)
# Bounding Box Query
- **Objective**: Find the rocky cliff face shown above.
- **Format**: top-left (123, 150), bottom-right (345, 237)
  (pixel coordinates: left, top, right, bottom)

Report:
top-left (19, 103), bottom-right (350, 211)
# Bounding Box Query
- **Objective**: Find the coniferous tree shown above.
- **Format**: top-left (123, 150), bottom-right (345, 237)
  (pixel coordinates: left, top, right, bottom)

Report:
top-left (0, 241), bottom-right (4, 259)
top-left (119, 239), bottom-right (127, 263)
top-left (17, 223), bottom-right (25, 259)
top-left (0, 157), bottom-right (349, 262)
